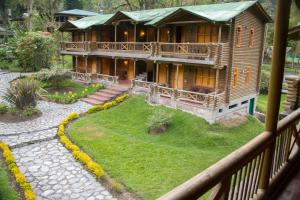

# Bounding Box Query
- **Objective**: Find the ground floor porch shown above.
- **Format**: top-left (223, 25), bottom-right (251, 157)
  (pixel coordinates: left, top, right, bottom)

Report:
top-left (67, 55), bottom-right (226, 92)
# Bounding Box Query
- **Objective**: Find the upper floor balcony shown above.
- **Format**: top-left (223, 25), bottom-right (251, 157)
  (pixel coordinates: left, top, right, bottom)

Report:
top-left (60, 41), bottom-right (229, 68)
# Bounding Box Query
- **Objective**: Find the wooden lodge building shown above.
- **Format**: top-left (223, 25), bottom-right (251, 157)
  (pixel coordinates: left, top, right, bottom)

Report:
top-left (58, 1), bottom-right (272, 123)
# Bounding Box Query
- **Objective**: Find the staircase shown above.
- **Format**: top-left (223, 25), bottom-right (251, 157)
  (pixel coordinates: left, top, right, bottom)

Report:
top-left (136, 72), bottom-right (147, 81)
top-left (81, 84), bottom-right (130, 105)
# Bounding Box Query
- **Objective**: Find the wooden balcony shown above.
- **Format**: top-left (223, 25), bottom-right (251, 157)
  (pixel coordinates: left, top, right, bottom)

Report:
top-left (157, 108), bottom-right (300, 200)
top-left (60, 41), bottom-right (228, 67)
top-left (132, 80), bottom-right (225, 109)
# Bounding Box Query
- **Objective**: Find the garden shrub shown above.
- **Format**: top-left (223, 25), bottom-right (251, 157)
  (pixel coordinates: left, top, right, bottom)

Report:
top-left (146, 109), bottom-right (172, 134)
top-left (260, 71), bottom-right (269, 94)
top-left (36, 67), bottom-right (71, 88)
top-left (22, 106), bottom-right (40, 117)
top-left (12, 32), bottom-right (55, 72)
top-left (4, 79), bottom-right (43, 110)
top-left (0, 103), bottom-right (8, 114)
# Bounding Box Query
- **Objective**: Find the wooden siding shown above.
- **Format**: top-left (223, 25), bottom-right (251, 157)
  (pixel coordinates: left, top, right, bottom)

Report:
top-left (229, 8), bottom-right (265, 101)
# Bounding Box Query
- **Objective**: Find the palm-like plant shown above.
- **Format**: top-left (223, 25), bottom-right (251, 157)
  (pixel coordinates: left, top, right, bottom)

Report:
top-left (3, 78), bottom-right (44, 110)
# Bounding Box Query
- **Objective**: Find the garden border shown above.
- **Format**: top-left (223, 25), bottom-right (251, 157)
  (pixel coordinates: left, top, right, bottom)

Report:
top-left (0, 142), bottom-right (36, 200)
top-left (57, 93), bottom-right (141, 200)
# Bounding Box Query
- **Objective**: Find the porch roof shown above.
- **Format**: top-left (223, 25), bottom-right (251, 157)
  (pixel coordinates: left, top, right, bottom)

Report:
top-left (58, 14), bottom-right (114, 31)
top-left (59, 1), bottom-right (271, 31)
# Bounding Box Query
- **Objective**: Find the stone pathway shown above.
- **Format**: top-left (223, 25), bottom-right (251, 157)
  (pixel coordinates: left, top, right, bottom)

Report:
top-left (0, 71), bottom-right (116, 200)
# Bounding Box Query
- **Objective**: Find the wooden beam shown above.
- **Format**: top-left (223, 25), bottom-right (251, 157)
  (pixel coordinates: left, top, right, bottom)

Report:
top-left (156, 63), bottom-right (159, 83)
top-left (85, 56), bottom-right (88, 73)
top-left (75, 56), bottom-right (78, 72)
top-left (157, 28), bottom-right (160, 43)
top-left (215, 68), bottom-right (219, 94)
top-left (133, 59), bottom-right (136, 79)
top-left (218, 26), bottom-right (222, 43)
top-left (176, 64), bottom-right (179, 89)
top-left (259, 0), bottom-right (292, 193)
top-left (114, 58), bottom-right (117, 76)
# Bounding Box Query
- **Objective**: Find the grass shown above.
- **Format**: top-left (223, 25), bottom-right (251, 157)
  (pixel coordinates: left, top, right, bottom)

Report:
top-left (68, 96), bottom-right (264, 200)
top-left (40, 80), bottom-right (103, 104)
top-left (256, 94), bottom-right (286, 113)
top-left (0, 160), bottom-right (20, 200)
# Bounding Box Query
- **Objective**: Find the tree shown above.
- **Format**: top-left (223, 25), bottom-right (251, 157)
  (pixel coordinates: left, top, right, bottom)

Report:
top-left (64, 0), bottom-right (83, 10)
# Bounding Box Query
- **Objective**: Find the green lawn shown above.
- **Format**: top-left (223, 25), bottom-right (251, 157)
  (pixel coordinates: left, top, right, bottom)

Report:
top-left (256, 94), bottom-right (286, 113)
top-left (68, 96), bottom-right (264, 200)
top-left (0, 160), bottom-right (20, 200)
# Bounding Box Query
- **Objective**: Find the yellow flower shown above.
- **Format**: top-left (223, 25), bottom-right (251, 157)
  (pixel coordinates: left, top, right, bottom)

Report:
top-left (87, 162), bottom-right (104, 178)
top-left (24, 190), bottom-right (36, 200)
top-left (69, 91), bottom-right (72, 95)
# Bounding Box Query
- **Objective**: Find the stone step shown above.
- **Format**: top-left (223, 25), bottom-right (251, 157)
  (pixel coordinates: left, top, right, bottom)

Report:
top-left (87, 94), bottom-right (110, 102)
top-left (106, 86), bottom-right (130, 92)
top-left (94, 92), bottom-right (115, 98)
top-left (101, 89), bottom-right (122, 96)
top-left (81, 98), bottom-right (104, 105)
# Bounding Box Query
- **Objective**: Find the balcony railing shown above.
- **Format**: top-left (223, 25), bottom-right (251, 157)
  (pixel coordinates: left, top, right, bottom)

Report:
top-left (158, 108), bottom-right (300, 200)
top-left (132, 80), bottom-right (225, 109)
top-left (95, 73), bottom-right (118, 84)
top-left (60, 41), bottom-right (227, 67)
top-left (70, 71), bottom-right (92, 83)
top-left (91, 42), bottom-right (152, 53)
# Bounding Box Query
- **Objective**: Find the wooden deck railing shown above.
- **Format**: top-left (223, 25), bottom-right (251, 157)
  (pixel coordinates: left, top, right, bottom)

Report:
top-left (60, 41), bottom-right (227, 67)
top-left (158, 108), bottom-right (300, 200)
top-left (132, 80), bottom-right (153, 89)
top-left (132, 80), bottom-right (225, 109)
top-left (157, 43), bottom-right (223, 63)
top-left (95, 73), bottom-right (118, 84)
top-left (61, 42), bottom-right (87, 51)
top-left (89, 42), bottom-right (152, 53)
top-left (70, 71), bottom-right (92, 83)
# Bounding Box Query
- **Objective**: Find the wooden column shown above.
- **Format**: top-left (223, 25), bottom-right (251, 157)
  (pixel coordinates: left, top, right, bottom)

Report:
top-left (176, 64), bottom-right (179, 89)
top-left (114, 23), bottom-right (117, 42)
top-left (133, 59), bottom-right (136, 79)
top-left (218, 26), bottom-right (222, 43)
top-left (133, 23), bottom-right (137, 43)
top-left (215, 68), bottom-right (219, 94)
top-left (114, 58), bottom-right (117, 76)
top-left (85, 56), bottom-right (88, 73)
top-left (157, 27), bottom-right (160, 42)
top-left (258, 0), bottom-right (292, 195)
top-left (75, 56), bottom-right (78, 72)
top-left (156, 63), bottom-right (159, 83)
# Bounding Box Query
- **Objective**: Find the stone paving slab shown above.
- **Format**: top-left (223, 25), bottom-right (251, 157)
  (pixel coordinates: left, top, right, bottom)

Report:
top-left (0, 127), bottom-right (57, 148)
top-left (13, 140), bottom-right (116, 200)
top-left (0, 100), bottom-right (91, 135)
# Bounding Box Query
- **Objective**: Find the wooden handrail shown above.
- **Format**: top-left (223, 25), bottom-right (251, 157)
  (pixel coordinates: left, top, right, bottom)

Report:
top-left (158, 108), bottom-right (300, 200)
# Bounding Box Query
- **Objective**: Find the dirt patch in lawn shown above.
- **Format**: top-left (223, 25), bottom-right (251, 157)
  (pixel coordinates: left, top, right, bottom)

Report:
top-left (46, 87), bottom-right (75, 93)
top-left (76, 126), bottom-right (106, 140)
top-left (0, 111), bottom-right (42, 123)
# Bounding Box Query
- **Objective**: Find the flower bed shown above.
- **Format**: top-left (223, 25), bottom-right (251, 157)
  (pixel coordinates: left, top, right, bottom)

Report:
top-left (0, 143), bottom-right (36, 200)
top-left (57, 93), bottom-right (130, 195)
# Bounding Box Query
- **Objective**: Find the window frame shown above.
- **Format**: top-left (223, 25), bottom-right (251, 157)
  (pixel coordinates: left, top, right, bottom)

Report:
top-left (233, 67), bottom-right (239, 87)
top-left (248, 27), bottom-right (254, 47)
top-left (235, 26), bottom-right (243, 48)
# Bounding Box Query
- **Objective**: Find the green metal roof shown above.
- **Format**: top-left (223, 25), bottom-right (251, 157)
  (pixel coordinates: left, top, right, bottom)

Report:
top-left (68, 14), bottom-right (114, 29)
top-left (59, 1), bottom-right (271, 30)
top-left (55, 9), bottom-right (100, 17)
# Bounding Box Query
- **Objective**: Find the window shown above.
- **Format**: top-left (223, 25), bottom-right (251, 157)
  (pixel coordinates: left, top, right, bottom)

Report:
top-left (235, 26), bottom-right (243, 47)
top-left (249, 27), bottom-right (254, 47)
top-left (245, 66), bottom-right (251, 83)
top-left (233, 67), bottom-right (239, 87)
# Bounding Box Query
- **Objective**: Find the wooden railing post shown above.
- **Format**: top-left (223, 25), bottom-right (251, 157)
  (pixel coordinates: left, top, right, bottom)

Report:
top-left (258, 0), bottom-right (292, 198)
top-left (208, 178), bottom-right (231, 200)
